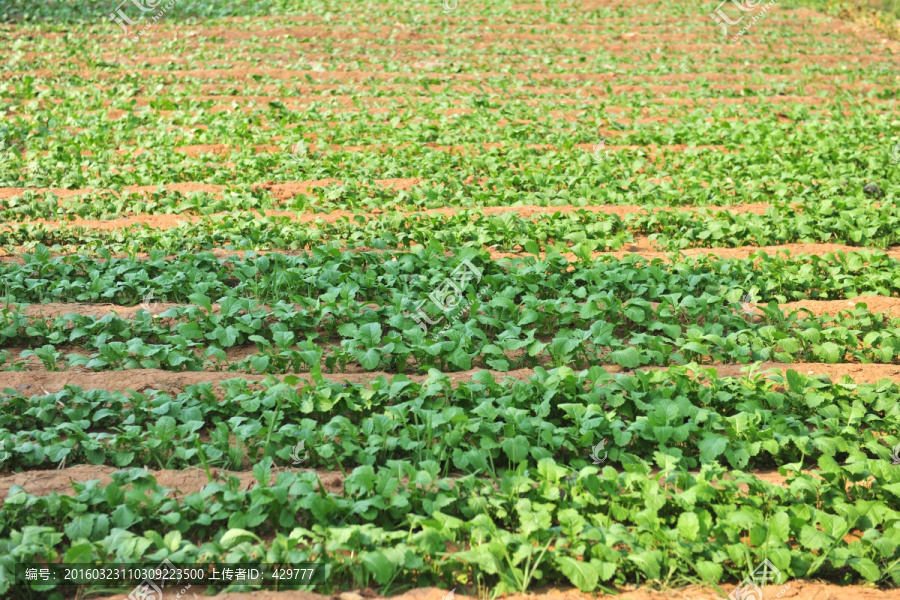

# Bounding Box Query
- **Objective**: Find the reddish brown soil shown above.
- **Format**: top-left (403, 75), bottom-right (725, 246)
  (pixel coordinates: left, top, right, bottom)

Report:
top-left (781, 295), bottom-right (900, 319)
top-left (20, 302), bottom-right (185, 319)
top-left (0, 182), bottom-right (223, 201)
top-left (3, 360), bottom-right (899, 400)
top-left (0, 466), bottom-right (345, 503)
top-left (175, 144), bottom-right (232, 156)
top-left (694, 362), bottom-right (900, 385)
top-left (0, 367), bottom-right (542, 395)
top-left (496, 240), bottom-right (900, 262)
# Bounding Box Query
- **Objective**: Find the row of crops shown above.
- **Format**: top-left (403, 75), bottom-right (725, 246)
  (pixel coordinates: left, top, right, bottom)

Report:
top-left (3, 249), bottom-right (900, 374)
top-left (6, 197), bottom-right (900, 254)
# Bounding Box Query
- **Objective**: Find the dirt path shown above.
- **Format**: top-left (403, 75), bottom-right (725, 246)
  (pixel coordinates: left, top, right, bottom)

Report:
top-left (17, 294), bottom-right (900, 321)
top-left (2, 360), bottom-right (898, 398)
top-left (488, 240), bottom-right (900, 262)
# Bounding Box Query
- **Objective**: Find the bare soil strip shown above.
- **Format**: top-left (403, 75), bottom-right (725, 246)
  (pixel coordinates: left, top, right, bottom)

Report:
top-left (781, 295), bottom-right (900, 319)
top-left (0, 368), bottom-right (542, 396)
top-left (3, 361), bottom-right (899, 398)
top-left (698, 362), bottom-right (900, 384)
top-left (0, 466), bottom-right (344, 504)
top-left (18, 294), bottom-right (899, 322)
top-left (0, 182), bottom-right (225, 201)
top-left (486, 239), bottom-right (900, 262)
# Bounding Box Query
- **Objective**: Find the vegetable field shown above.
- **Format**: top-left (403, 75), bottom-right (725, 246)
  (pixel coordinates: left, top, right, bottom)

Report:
top-left (1, 0), bottom-right (899, 599)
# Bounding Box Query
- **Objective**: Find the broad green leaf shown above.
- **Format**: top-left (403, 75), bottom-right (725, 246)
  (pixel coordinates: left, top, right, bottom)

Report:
top-left (220, 528), bottom-right (262, 548)
top-left (555, 556), bottom-right (599, 591)
top-left (677, 512), bottom-right (699, 542)
top-left (609, 347), bottom-right (641, 368)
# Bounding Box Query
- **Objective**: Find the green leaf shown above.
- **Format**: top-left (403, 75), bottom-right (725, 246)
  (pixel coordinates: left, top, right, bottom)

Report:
top-left (785, 369), bottom-right (804, 393)
top-left (816, 342), bottom-right (842, 363)
top-left (695, 560), bottom-right (722, 583)
top-left (359, 348), bottom-right (381, 370)
top-left (188, 292), bottom-right (212, 313)
top-left (359, 323), bottom-right (382, 347)
top-left (799, 525), bottom-right (830, 550)
top-left (848, 558), bottom-right (880, 582)
top-left (697, 434), bottom-right (727, 461)
top-left (677, 512), bottom-right (699, 542)
top-left (220, 528), bottom-right (261, 548)
top-left (360, 551), bottom-right (395, 584)
top-left (64, 543), bottom-right (94, 563)
top-left (609, 347), bottom-right (640, 368)
top-left (768, 512), bottom-right (791, 543)
top-left (524, 241), bottom-right (541, 255)
top-left (501, 436), bottom-right (530, 463)
top-left (163, 530), bottom-right (181, 552)
top-left (555, 556), bottom-right (599, 591)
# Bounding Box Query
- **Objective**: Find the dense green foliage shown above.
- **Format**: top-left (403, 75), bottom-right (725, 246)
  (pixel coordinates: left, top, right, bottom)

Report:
top-left (1, 0), bottom-right (898, 597)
